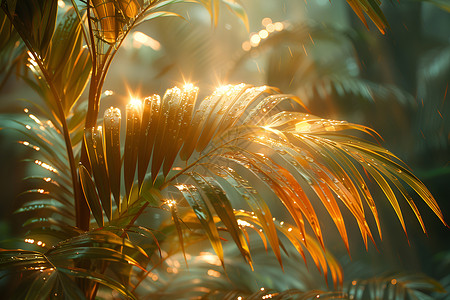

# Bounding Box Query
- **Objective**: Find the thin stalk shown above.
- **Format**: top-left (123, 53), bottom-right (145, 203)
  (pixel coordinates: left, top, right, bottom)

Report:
top-left (69, 0), bottom-right (92, 58)
top-left (85, 0), bottom-right (99, 129)
top-left (77, 2), bottom-right (163, 233)
top-left (75, 0), bottom-right (101, 233)
top-left (1, 6), bottom-right (83, 232)
top-left (27, 52), bottom-right (82, 230)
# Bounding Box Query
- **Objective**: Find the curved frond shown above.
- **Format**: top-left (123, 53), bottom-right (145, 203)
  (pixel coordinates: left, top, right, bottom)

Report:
top-left (0, 115), bottom-right (78, 238)
top-left (70, 84), bottom-right (447, 277)
top-left (154, 84), bottom-right (445, 266)
top-left (140, 209), bottom-right (343, 298)
top-left (0, 9), bottom-right (25, 90)
top-left (0, 230), bottom-right (149, 299)
top-left (345, 0), bottom-right (389, 34)
top-left (419, 0), bottom-right (450, 12)
top-left (345, 273), bottom-right (446, 300)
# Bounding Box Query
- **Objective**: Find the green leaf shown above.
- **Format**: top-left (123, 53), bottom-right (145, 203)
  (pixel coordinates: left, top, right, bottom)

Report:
top-left (204, 164), bottom-right (281, 267)
top-left (152, 88), bottom-right (180, 181)
top-left (420, 0), bottom-right (450, 12)
top-left (162, 84), bottom-right (199, 177)
top-left (345, 0), bottom-right (389, 34)
top-left (49, 247), bottom-right (145, 270)
top-left (84, 127), bottom-right (112, 220)
top-left (25, 268), bottom-right (58, 300)
top-left (124, 100), bottom-right (141, 200)
top-left (174, 183), bottom-right (224, 266)
top-left (78, 165), bottom-right (104, 227)
top-left (103, 107), bottom-right (122, 210)
top-left (59, 267), bottom-right (137, 300)
top-left (345, 273), bottom-right (445, 300)
top-left (190, 172), bottom-right (252, 266)
top-left (222, 0), bottom-right (248, 31)
top-left (136, 11), bottom-right (184, 25)
top-left (57, 272), bottom-right (86, 300)
top-left (138, 94), bottom-right (161, 186)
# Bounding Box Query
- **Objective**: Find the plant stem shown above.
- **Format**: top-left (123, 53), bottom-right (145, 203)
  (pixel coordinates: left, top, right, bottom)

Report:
top-left (30, 53), bottom-right (83, 229)
top-left (1, 6), bottom-right (84, 231)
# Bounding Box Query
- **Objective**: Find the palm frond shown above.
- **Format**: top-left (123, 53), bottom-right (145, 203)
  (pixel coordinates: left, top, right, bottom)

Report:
top-left (345, 0), bottom-right (389, 34)
top-left (345, 273), bottom-right (446, 300)
top-left (136, 209), bottom-right (343, 298)
top-left (419, 0), bottom-right (450, 12)
top-left (229, 21), bottom-right (414, 115)
top-left (0, 9), bottom-right (25, 90)
top-left (0, 108), bottom-right (87, 241)
top-left (0, 0), bottom-right (58, 56)
top-left (0, 230), bottom-right (149, 299)
top-left (196, 0), bottom-right (248, 29)
top-left (161, 83), bottom-right (444, 250)
top-left (72, 84), bottom-right (446, 286)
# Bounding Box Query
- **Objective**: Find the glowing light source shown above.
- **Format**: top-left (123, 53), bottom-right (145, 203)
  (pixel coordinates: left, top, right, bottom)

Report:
top-left (129, 97), bottom-right (142, 108)
top-left (132, 31), bottom-right (161, 50)
top-left (165, 199), bottom-right (177, 208)
top-left (149, 273), bottom-right (159, 281)
top-left (259, 29), bottom-right (269, 39)
top-left (274, 22), bottom-right (284, 31)
top-left (104, 90), bottom-right (114, 96)
top-left (29, 114), bottom-right (43, 125)
top-left (24, 238), bottom-right (46, 247)
top-left (58, 0), bottom-right (66, 8)
top-left (266, 23), bottom-right (275, 33)
top-left (262, 17), bottom-right (272, 27)
top-left (34, 160), bottom-right (58, 174)
top-left (27, 51), bottom-right (38, 67)
top-left (198, 252), bottom-right (221, 266)
top-left (183, 83), bottom-right (195, 91)
top-left (250, 34), bottom-right (261, 47)
top-left (242, 41), bottom-right (251, 51)
top-left (207, 269), bottom-right (221, 278)
top-left (237, 219), bottom-right (252, 227)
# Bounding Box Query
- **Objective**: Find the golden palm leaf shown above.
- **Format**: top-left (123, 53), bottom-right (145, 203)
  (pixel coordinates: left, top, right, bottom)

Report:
top-left (76, 84), bottom-right (447, 276)
top-left (345, 0), bottom-right (388, 34)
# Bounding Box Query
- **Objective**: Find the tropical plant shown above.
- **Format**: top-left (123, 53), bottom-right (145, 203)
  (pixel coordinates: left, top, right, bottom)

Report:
top-left (227, 19), bottom-right (415, 122)
top-left (0, 0), bottom-right (448, 299)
